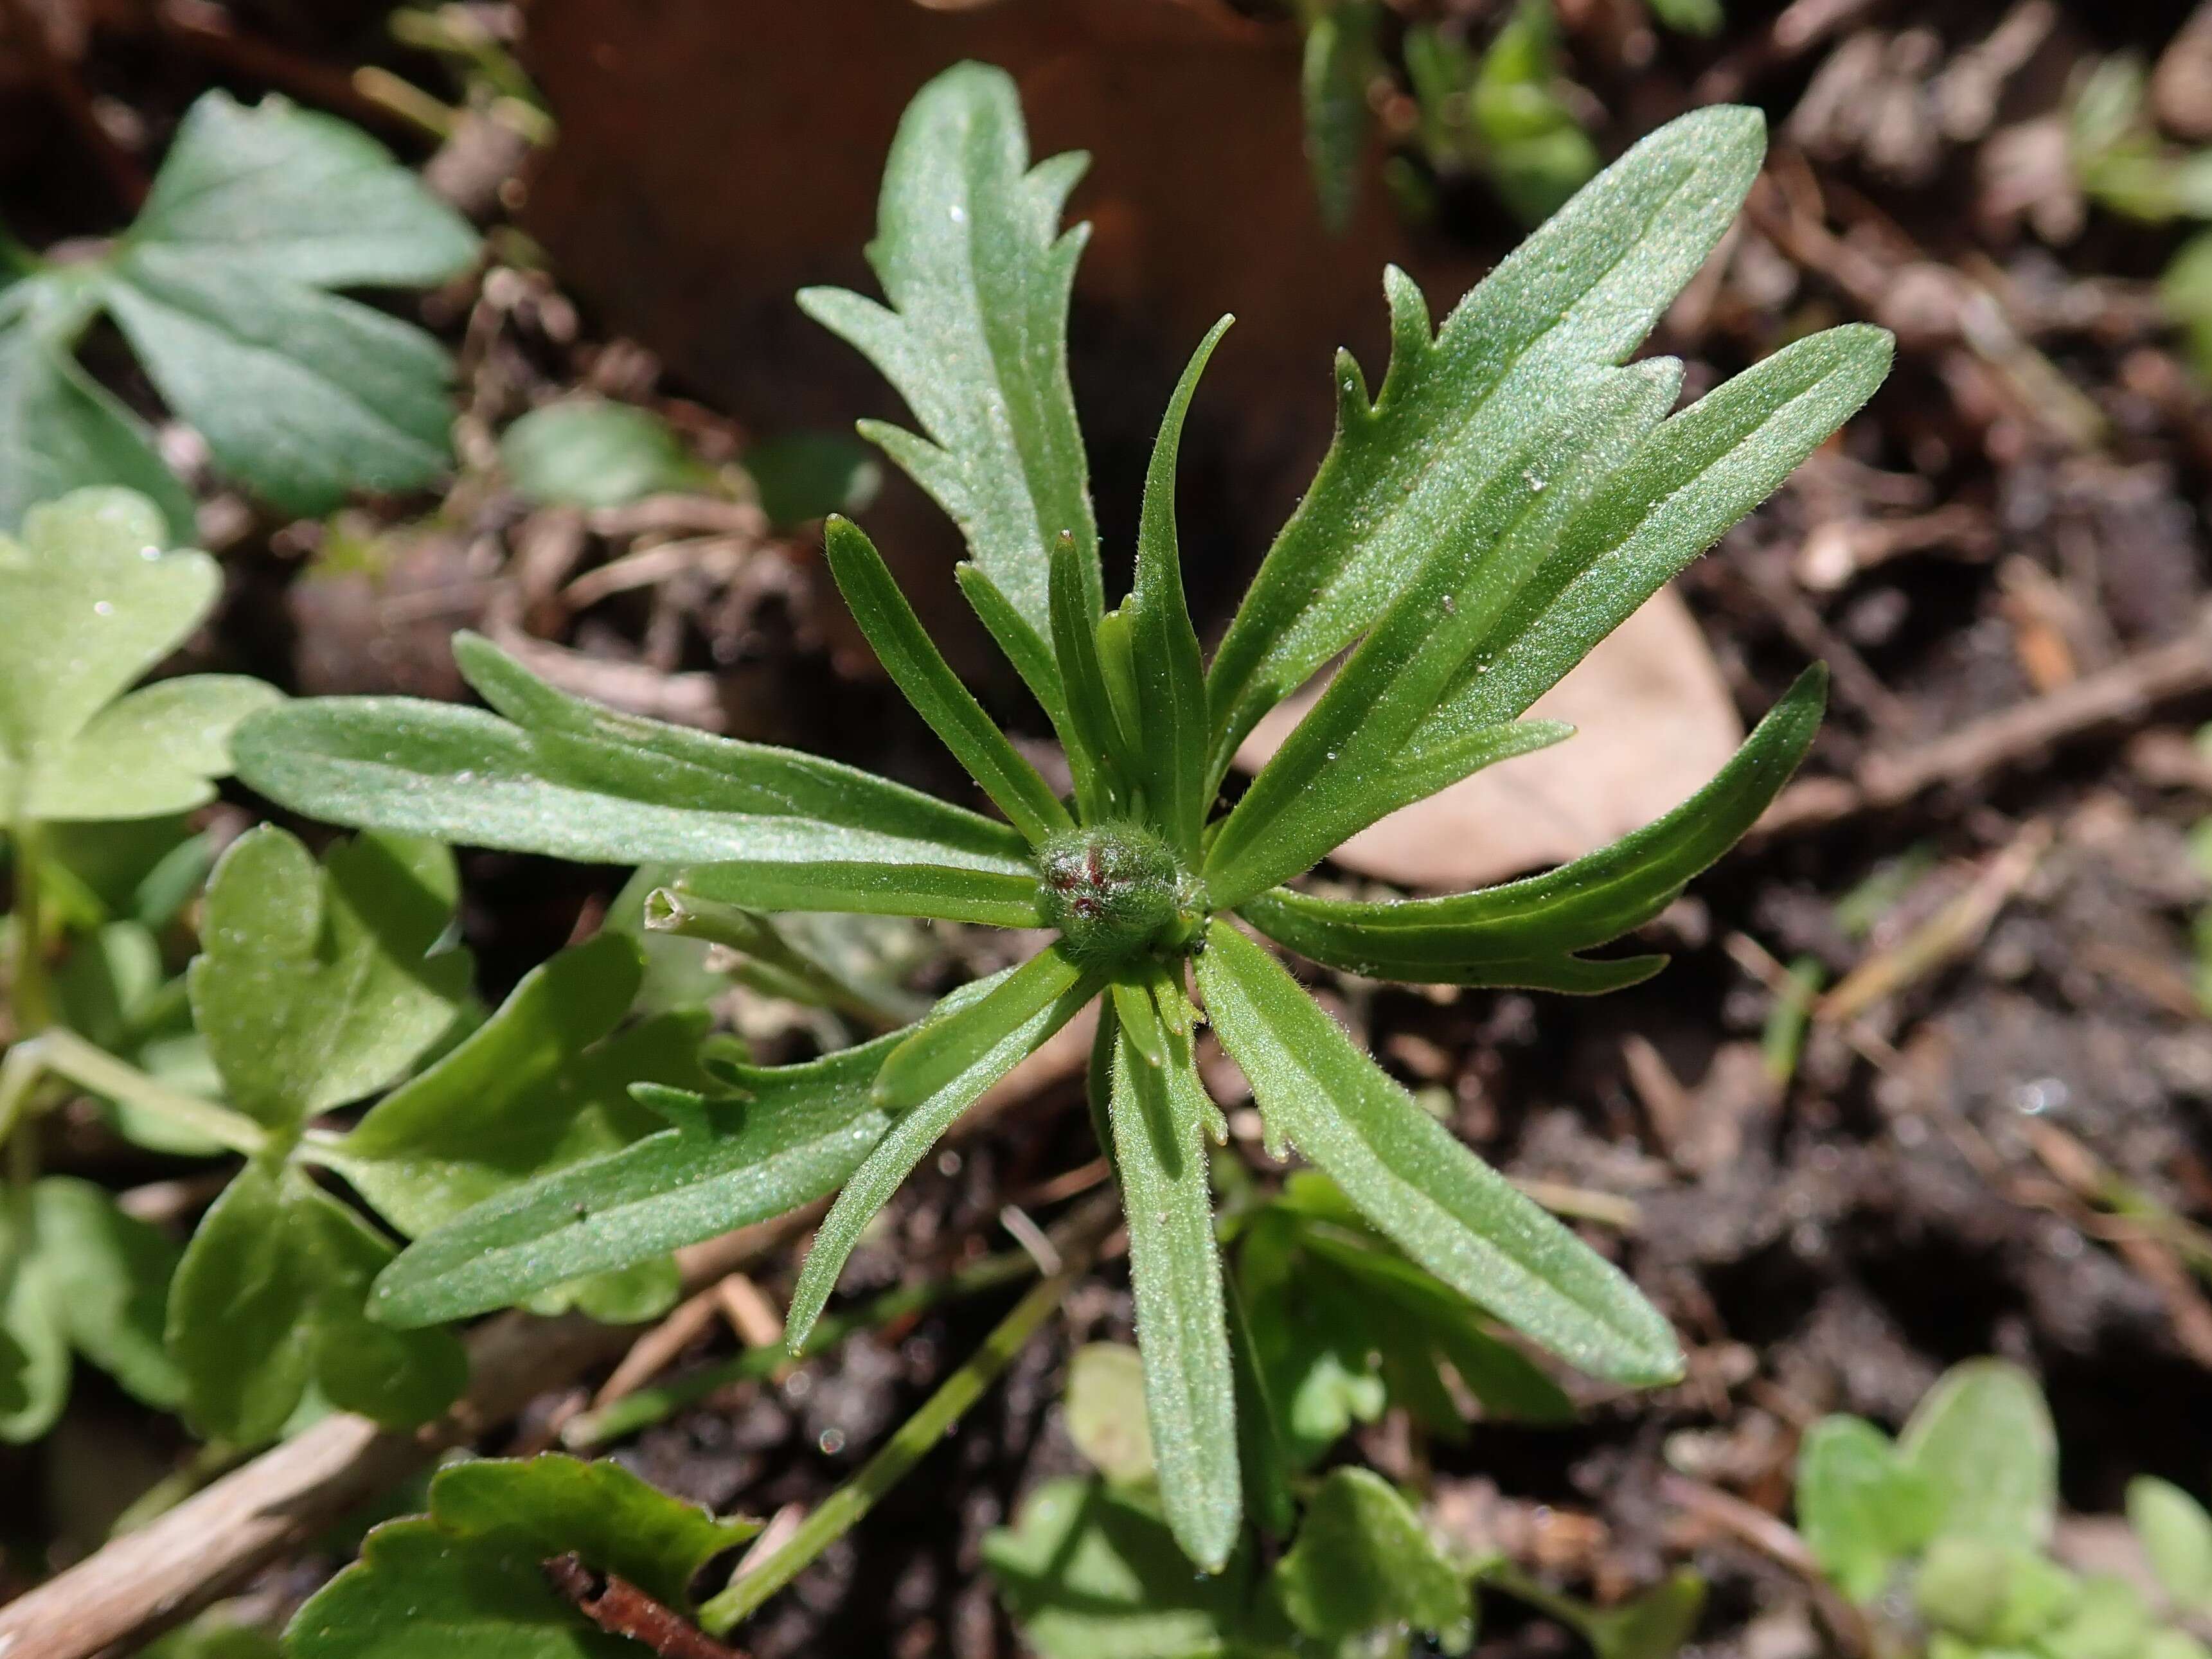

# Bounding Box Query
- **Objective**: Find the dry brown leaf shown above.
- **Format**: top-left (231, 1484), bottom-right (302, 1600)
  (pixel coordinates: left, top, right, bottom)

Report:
top-left (1233, 587), bottom-right (1743, 892)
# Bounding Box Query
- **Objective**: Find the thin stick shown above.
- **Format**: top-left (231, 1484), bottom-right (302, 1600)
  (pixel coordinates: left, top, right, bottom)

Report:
top-left (695, 1196), bottom-right (1120, 1635)
top-left (542, 1555), bottom-right (747, 1659)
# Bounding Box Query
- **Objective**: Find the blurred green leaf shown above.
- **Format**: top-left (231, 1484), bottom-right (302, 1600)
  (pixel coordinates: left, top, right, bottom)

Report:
top-left (744, 430), bottom-right (880, 527)
top-left (1272, 1468), bottom-right (1470, 1646)
top-left (1899, 1359), bottom-right (2057, 1551)
top-left (2131, 1477), bottom-right (2212, 1615)
top-left (1795, 1414), bottom-right (1939, 1602)
top-left (499, 400), bottom-right (702, 509)
top-left (1065, 1342), bottom-right (1155, 1486)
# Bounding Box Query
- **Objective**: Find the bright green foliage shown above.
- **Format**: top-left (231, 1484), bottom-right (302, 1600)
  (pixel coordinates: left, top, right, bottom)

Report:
top-left (499, 399), bottom-right (705, 508)
top-left (1065, 1342), bottom-right (1157, 1486)
top-left (0, 1176), bottom-right (183, 1441)
top-left (285, 1453), bottom-right (757, 1659)
top-left (165, 826), bottom-right (473, 1441)
top-left (1794, 1361), bottom-right (2212, 1658)
top-left (1236, 1172), bottom-right (1572, 1472)
top-left (0, 490), bottom-right (279, 824)
top-left (235, 61), bottom-right (1889, 1573)
top-left (1272, 1468), bottom-right (1471, 1647)
top-left (0, 93), bottom-right (476, 528)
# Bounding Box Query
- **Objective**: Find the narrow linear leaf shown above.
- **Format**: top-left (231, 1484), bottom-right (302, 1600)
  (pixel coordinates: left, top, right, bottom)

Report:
top-left (798, 62), bottom-right (1099, 654)
top-left (1049, 529), bottom-right (1133, 819)
top-left (673, 856), bottom-right (1043, 928)
top-left (787, 948), bottom-right (1098, 1342)
top-left (956, 562), bottom-right (1074, 735)
top-left (1195, 921), bottom-right (1681, 1385)
top-left (1204, 362), bottom-right (1675, 907)
top-left (1124, 317), bottom-right (1231, 853)
top-left (1105, 1019), bottom-right (1241, 1572)
top-left (1239, 665), bottom-right (1827, 984)
top-left (825, 515), bottom-right (1071, 844)
top-left (1208, 105), bottom-right (1769, 776)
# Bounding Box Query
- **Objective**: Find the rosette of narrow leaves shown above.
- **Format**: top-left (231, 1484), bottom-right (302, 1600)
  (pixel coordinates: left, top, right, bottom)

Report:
top-left (233, 60), bottom-right (1890, 1571)
top-left (0, 91), bottom-right (477, 533)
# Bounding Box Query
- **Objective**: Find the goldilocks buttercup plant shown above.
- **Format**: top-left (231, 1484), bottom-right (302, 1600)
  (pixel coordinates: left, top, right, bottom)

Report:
top-left (232, 62), bottom-right (1891, 1571)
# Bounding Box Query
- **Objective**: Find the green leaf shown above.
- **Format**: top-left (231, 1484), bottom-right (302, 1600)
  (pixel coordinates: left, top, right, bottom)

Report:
top-left (321, 932), bottom-right (712, 1236)
top-left (1272, 1468), bottom-right (1470, 1646)
top-left (2130, 1477), bottom-right (2212, 1614)
top-left (1301, 5), bottom-right (1377, 234)
top-left (167, 1161), bottom-right (466, 1442)
top-left (105, 250), bottom-right (456, 516)
top-left (0, 317), bottom-right (194, 538)
top-left (2041, 1574), bottom-right (2154, 1659)
top-left (1898, 1359), bottom-right (2057, 1552)
top-left (744, 430), bottom-right (882, 528)
top-left (1104, 1010), bottom-right (1240, 1572)
top-left (2148, 1630), bottom-right (2212, 1659)
top-left (984, 1478), bottom-right (1258, 1659)
top-left (1206, 105), bottom-right (1769, 776)
top-left (1206, 359), bottom-right (1676, 907)
top-left (1794, 1414), bottom-right (1939, 1603)
top-left (1470, 0), bottom-right (1602, 224)
top-left (370, 991), bottom-right (1003, 1326)
top-left (1121, 317), bottom-right (1228, 854)
top-left (1567, 1572), bottom-right (1706, 1659)
top-left (0, 1198), bottom-right (70, 1442)
top-left (232, 635), bottom-right (1040, 918)
top-left (1065, 1342), bottom-right (1156, 1486)
top-left (1645, 0), bottom-right (1724, 35)
top-left (1236, 664), bottom-right (1827, 989)
top-left (128, 90), bottom-right (476, 288)
top-left (0, 488), bottom-right (277, 826)
top-left (1195, 920), bottom-right (1681, 1385)
top-left (786, 948), bottom-right (1098, 1342)
top-left (27, 1176), bottom-right (184, 1413)
top-left (500, 399), bottom-right (702, 509)
top-left (1050, 525), bottom-right (1134, 819)
top-left (187, 825), bottom-right (471, 1128)
top-left (798, 60), bottom-right (1098, 670)
top-left (286, 1519), bottom-right (636, 1659)
top-left (1415, 325), bottom-right (1891, 738)
top-left (427, 1455), bottom-right (759, 1607)
top-left (1914, 1536), bottom-right (2077, 1646)
top-left (30, 675), bottom-right (285, 822)
top-left (825, 515), bottom-right (1071, 844)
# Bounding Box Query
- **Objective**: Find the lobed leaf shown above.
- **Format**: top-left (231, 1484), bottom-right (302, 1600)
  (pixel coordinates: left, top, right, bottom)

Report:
top-left (1206, 104), bottom-right (1769, 777)
top-left (799, 62), bottom-right (1099, 673)
top-left (1795, 1415), bottom-right (1940, 1603)
top-left (1103, 1008), bottom-right (1240, 1572)
top-left (1271, 1468), bottom-right (1470, 1646)
top-left (127, 91), bottom-right (476, 288)
top-left (825, 515), bottom-right (1071, 844)
top-left (0, 317), bottom-right (194, 538)
top-left (321, 932), bottom-right (713, 1236)
top-left (1195, 920), bottom-right (1681, 1385)
top-left (785, 948), bottom-right (1098, 1342)
top-left (29, 675), bottom-right (284, 822)
top-left (105, 252), bottom-right (456, 517)
top-left (1236, 664), bottom-right (1826, 988)
top-left (186, 826), bottom-right (472, 1128)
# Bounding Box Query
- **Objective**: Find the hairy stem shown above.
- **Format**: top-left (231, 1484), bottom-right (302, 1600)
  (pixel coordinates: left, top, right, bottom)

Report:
top-left (696, 1195), bottom-right (1120, 1635)
top-left (645, 888), bottom-right (921, 1031)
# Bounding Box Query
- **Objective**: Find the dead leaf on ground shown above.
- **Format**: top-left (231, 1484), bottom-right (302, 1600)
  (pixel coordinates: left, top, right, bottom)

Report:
top-left (1234, 586), bottom-right (1744, 893)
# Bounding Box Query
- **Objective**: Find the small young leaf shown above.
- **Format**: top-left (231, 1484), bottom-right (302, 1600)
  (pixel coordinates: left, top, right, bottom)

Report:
top-left (187, 826), bottom-right (472, 1128)
top-left (824, 515), bottom-right (1072, 844)
top-left (1913, 1536), bottom-right (2077, 1646)
top-left (1208, 105), bottom-right (1769, 774)
top-left (1195, 920), bottom-right (1681, 1386)
top-left (26, 1176), bottom-right (184, 1414)
top-left (1301, 5), bottom-right (1378, 234)
top-left (1471, 0), bottom-right (1603, 224)
top-left (1236, 664), bottom-right (1827, 988)
top-left (1105, 1016), bottom-right (1240, 1572)
top-left (1271, 1468), bottom-right (1470, 1646)
top-left (2130, 1477), bottom-right (2212, 1614)
top-left (743, 430), bottom-right (881, 528)
top-left (1064, 1342), bottom-right (1156, 1486)
top-left (787, 949), bottom-right (1098, 1342)
top-left (1123, 317), bottom-right (1229, 853)
top-left (499, 399), bottom-right (702, 509)
top-left (1795, 1414), bottom-right (1940, 1603)
top-left (1899, 1359), bottom-right (2058, 1552)
top-left (0, 1201), bottom-right (70, 1443)
top-left (984, 1479), bottom-right (1258, 1659)
top-left (2040, 1574), bottom-right (2154, 1659)
top-left (321, 932), bottom-right (711, 1236)
top-left (0, 488), bottom-right (275, 823)
top-left (798, 61), bottom-right (1100, 667)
